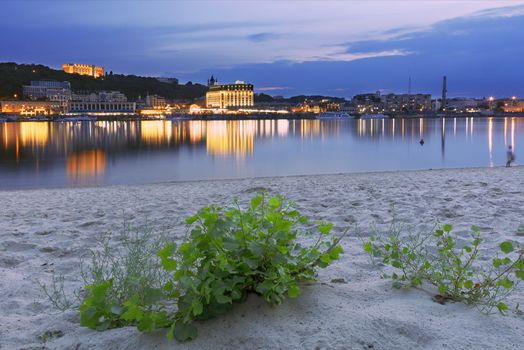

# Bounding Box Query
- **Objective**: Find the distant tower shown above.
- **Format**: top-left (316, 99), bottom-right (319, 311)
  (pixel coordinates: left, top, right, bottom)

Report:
top-left (408, 76), bottom-right (412, 95)
top-left (442, 76), bottom-right (447, 110)
top-left (207, 75), bottom-right (217, 87)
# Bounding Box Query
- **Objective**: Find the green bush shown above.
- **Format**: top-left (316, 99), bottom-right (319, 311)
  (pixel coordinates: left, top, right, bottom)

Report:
top-left (364, 224), bottom-right (524, 314)
top-left (79, 193), bottom-right (345, 341)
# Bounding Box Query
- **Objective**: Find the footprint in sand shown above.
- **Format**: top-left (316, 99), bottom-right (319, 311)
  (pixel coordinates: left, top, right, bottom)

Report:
top-left (0, 256), bottom-right (22, 268)
top-left (1, 241), bottom-right (37, 252)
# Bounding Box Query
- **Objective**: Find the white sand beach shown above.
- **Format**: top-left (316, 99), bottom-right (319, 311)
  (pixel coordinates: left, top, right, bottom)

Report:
top-left (0, 167), bottom-right (523, 350)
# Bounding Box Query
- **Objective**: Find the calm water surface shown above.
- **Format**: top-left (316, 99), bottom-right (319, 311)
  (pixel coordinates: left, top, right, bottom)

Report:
top-left (0, 117), bottom-right (522, 188)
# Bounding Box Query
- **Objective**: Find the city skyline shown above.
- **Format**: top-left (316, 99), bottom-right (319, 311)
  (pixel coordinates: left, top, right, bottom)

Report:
top-left (2, 1), bottom-right (524, 97)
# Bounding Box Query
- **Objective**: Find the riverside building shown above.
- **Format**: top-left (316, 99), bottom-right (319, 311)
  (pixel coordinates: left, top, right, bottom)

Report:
top-left (0, 100), bottom-right (61, 115)
top-left (205, 76), bottom-right (254, 109)
top-left (68, 91), bottom-right (135, 114)
top-left (382, 94), bottom-right (432, 113)
top-left (63, 63), bottom-right (105, 78)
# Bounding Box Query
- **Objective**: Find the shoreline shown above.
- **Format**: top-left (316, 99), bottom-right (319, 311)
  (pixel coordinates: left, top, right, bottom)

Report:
top-left (1, 167), bottom-right (523, 349)
top-left (2, 112), bottom-right (524, 122)
top-left (1, 165), bottom-right (522, 192)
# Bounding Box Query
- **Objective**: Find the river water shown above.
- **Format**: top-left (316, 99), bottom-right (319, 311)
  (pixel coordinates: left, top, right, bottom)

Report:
top-left (0, 117), bottom-right (521, 188)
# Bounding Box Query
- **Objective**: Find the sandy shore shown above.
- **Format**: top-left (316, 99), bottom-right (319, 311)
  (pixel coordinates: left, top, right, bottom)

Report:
top-left (1, 167), bottom-right (523, 350)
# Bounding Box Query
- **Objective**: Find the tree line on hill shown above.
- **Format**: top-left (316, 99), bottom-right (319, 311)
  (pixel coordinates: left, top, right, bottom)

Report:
top-left (0, 63), bottom-right (207, 101)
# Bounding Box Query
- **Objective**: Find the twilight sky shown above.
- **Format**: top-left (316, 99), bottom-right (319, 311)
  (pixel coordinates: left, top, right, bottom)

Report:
top-left (2, 0), bottom-right (524, 98)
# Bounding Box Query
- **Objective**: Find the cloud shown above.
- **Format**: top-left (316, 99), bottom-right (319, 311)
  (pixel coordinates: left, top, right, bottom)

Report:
top-left (247, 32), bottom-right (281, 43)
top-left (256, 86), bottom-right (291, 91)
top-left (308, 49), bottom-right (415, 63)
top-left (471, 3), bottom-right (524, 18)
top-left (174, 9), bottom-right (524, 98)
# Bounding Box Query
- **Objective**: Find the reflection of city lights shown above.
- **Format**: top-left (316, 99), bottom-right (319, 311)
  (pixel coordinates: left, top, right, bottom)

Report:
top-left (300, 119), bottom-right (320, 139)
top-left (188, 120), bottom-right (205, 143)
top-left (67, 150), bottom-right (106, 182)
top-left (504, 117), bottom-right (508, 146)
top-left (140, 121), bottom-right (172, 144)
top-left (392, 118), bottom-right (395, 139)
top-left (206, 120), bottom-right (255, 158)
top-left (511, 117), bottom-right (515, 149)
top-left (20, 122), bottom-right (49, 146)
top-left (277, 119), bottom-right (289, 137)
top-left (488, 117), bottom-right (493, 167)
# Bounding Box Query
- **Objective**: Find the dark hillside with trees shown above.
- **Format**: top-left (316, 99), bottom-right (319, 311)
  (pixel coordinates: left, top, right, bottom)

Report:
top-left (0, 62), bottom-right (207, 101)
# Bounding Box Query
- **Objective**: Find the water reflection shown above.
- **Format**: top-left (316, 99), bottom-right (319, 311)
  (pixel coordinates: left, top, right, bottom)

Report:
top-left (67, 150), bottom-right (106, 184)
top-left (206, 121), bottom-right (254, 158)
top-left (0, 117), bottom-right (522, 188)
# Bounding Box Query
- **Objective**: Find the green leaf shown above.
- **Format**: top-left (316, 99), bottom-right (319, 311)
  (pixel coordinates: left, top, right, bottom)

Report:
top-left (492, 258), bottom-right (503, 268)
top-left (496, 278), bottom-right (514, 289)
top-left (329, 245), bottom-right (343, 260)
top-left (161, 258), bottom-right (177, 271)
top-left (288, 284), bottom-right (300, 298)
top-left (391, 260), bottom-right (402, 269)
top-left (515, 270), bottom-right (524, 281)
top-left (318, 222), bottom-right (334, 235)
top-left (363, 242), bottom-right (373, 253)
top-left (192, 299), bottom-right (203, 316)
top-left (268, 196), bottom-right (281, 208)
top-left (438, 284), bottom-right (448, 295)
top-left (185, 215), bottom-right (199, 225)
top-left (499, 241), bottom-right (514, 254)
top-left (215, 294), bottom-right (232, 304)
top-left (298, 215), bottom-right (308, 224)
top-left (173, 323), bottom-right (198, 342)
top-left (320, 253), bottom-right (331, 264)
top-left (121, 297), bottom-right (143, 321)
top-left (497, 302), bottom-right (508, 313)
top-left (464, 280), bottom-right (473, 289)
top-left (250, 195), bottom-right (263, 209)
top-left (443, 224), bottom-right (453, 232)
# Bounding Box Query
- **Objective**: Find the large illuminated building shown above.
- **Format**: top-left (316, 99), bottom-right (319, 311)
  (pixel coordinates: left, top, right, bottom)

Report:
top-left (63, 63), bottom-right (105, 78)
top-left (206, 76), bottom-right (254, 109)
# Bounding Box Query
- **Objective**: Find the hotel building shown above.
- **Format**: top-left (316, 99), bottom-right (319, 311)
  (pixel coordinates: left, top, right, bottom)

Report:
top-left (63, 63), bottom-right (105, 78)
top-left (206, 76), bottom-right (254, 109)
